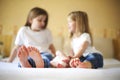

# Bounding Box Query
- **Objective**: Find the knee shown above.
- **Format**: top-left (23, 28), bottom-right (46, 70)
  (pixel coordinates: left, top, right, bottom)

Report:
top-left (86, 53), bottom-right (103, 68)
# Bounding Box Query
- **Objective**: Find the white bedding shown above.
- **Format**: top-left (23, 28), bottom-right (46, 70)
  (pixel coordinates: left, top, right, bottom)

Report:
top-left (0, 59), bottom-right (120, 80)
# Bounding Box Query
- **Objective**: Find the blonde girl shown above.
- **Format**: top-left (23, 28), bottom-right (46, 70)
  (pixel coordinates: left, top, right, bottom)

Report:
top-left (68, 11), bottom-right (103, 69)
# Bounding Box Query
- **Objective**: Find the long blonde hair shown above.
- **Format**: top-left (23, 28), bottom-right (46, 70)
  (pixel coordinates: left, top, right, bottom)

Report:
top-left (68, 11), bottom-right (93, 45)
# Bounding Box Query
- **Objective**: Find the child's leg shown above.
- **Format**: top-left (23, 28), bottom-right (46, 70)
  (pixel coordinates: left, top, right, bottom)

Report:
top-left (85, 53), bottom-right (103, 69)
top-left (77, 61), bottom-right (92, 68)
top-left (69, 53), bottom-right (103, 68)
top-left (40, 52), bottom-right (53, 68)
top-left (27, 47), bottom-right (44, 68)
top-left (18, 46), bottom-right (32, 68)
top-left (41, 52), bottom-right (53, 61)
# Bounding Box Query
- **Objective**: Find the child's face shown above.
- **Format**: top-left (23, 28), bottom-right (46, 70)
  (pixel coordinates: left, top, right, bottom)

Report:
top-left (67, 18), bottom-right (76, 33)
top-left (31, 15), bottom-right (46, 31)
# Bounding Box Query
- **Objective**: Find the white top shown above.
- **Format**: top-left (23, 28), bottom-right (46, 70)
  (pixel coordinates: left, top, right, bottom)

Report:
top-left (15, 26), bottom-right (53, 53)
top-left (71, 33), bottom-right (101, 57)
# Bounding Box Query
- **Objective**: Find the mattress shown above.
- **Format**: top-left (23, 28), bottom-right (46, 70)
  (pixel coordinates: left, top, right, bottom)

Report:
top-left (0, 58), bottom-right (120, 80)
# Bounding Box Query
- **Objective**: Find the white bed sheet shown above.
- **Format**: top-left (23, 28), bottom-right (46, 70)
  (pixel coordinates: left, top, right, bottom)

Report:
top-left (0, 59), bottom-right (120, 80)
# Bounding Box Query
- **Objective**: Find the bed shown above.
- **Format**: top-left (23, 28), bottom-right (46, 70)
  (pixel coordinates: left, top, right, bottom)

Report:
top-left (0, 58), bottom-right (120, 80)
top-left (0, 37), bottom-right (120, 80)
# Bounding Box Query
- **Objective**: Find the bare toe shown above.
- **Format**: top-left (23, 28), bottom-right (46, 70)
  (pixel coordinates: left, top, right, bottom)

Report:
top-left (69, 59), bottom-right (76, 68)
top-left (28, 46), bottom-right (44, 68)
top-left (18, 46), bottom-right (31, 68)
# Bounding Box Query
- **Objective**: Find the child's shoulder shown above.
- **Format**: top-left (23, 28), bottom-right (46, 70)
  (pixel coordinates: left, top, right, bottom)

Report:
top-left (19, 26), bottom-right (29, 30)
top-left (18, 26), bottom-right (29, 33)
top-left (82, 33), bottom-right (89, 35)
top-left (80, 33), bottom-right (90, 37)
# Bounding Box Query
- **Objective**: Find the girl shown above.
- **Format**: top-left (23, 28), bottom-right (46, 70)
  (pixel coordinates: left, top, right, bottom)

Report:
top-left (68, 11), bottom-right (103, 69)
top-left (7, 7), bottom-right (56, 68)
top-left (51, 11), bottom-right (103, 69)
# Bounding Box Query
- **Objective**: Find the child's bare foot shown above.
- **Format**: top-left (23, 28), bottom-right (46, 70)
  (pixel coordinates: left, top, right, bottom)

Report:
top-left (57, 63), bottom-right (64, 68)
top-left (69, 58), bottom-right (91, 68)
top-left (18, 46), bottom-right (32, 67)
top-left (69, 58), bottom-right (80, 68)
top-left (77, 61), bottom-right (92, 68)
top-left (27, 47), bottom-right (44, 68)
top-left (50, 51), bottom-right (70, 68)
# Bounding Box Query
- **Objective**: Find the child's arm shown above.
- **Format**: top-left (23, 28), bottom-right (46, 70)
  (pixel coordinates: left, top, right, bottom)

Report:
top-left (7, 45), bottom-right (20, 62)
top-left (72, 41), bottom-right (89, 58)
top-left (49, 44), bottom-right (56, 57)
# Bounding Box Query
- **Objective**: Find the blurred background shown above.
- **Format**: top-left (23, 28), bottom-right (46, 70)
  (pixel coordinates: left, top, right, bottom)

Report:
top-left (0, 0), bottom-right (120, 60)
